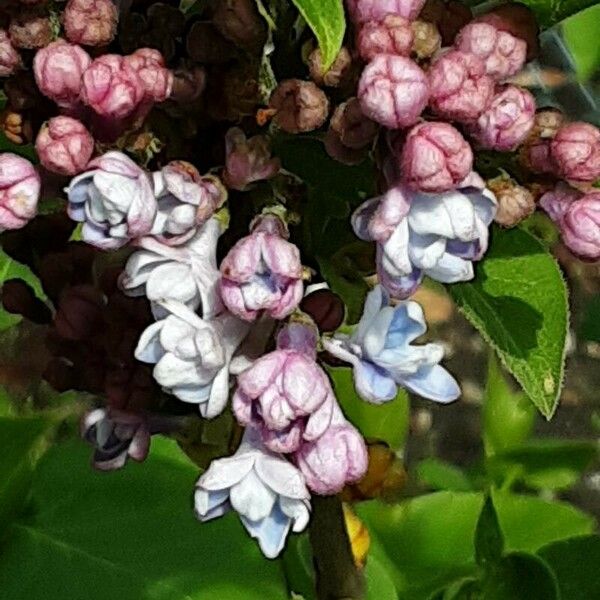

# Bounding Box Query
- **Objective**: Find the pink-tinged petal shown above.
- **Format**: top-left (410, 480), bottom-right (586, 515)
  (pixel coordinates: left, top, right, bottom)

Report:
top-left (262, 422), bottom-right (304, 453)
top-left (303, 393), bottom-right (336, 441)
top-left (259, 383), bottom-right (296, 430)
top-left (262, 235), bottom-right (303, 278)
top-left (237, 350), bottom-right (288, 398)
top-left (270, 279), bottom-right (303, 320)
top-left (232, 389), bottom-right (254, 426)
top-left (282, 355), bottom-right (329, 414)
top-left (220, 234), bottom-right (262, 282)
top-left (220, 278), bottom-right (259, 321)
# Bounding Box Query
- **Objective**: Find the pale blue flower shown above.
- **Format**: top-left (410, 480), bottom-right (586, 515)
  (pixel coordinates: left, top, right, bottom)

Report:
top-left (194, 428), bottom-right (310, 559)
top-left (323, 285), bottom-right (460, 404)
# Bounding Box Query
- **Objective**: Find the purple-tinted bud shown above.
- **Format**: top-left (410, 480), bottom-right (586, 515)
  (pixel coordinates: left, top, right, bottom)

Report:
top-left (488, 174), bottom-right (535, 228)
top-left (35, 116), bottom-right (94, 176)
top-left (269, 79), bottom-right (330, 134)
top-left (233, 323), bottom-right (336, 453)
top-left (400, 122), bottom-right (473, 192)
top-left (63, 0), bottom-right (118, 47)
top-left (219, 215), bottom-right (304, 321)
top-left (308, 46), bottom-right (353, 88)
top-left (222, 127), bottom-right (280, 192)
top-left (125, 48), bottom-right (173, 103)
top-left (428, 50), bottom-right (494, 123)
top-left (81, 54), bottom-right (145, 119)
top-left (455, 20), bottom-right (526, 80)
top-left (54, 284), bottom-right (104, 341)
top-left (212, 0), bottom-right (267, 54)
top-left (541, 184), bottom-right (600, 260)
top-left (8, 8), bottom-right (52, 50)
top-left (357, 15), bottom-right (413, 62)
top-left (468, 85), bottom-right (535, 151)
top-left (411, 20), bottom-right (441, 60)
top-left (294, 419), bottom-right (368, 494)
top-left (330, 98), bottom-right (379, 150)
top-left (0, 153), bottom-right (40, 231)
top-left (358, 54), bottom-right (428, 129)
top-left (550, 122), bottom-right (600, 184)
top-left (0, 29), bottom-right (21, 77)
top-left (347, 0), bottom-right (427, 24)
top-left (34, 40), bottom-right (91, 110)
top-left (300, 288), bottom-right (345, 332)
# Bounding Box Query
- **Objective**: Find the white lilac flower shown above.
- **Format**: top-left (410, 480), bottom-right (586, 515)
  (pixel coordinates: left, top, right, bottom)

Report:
top-left (352, 173), bottom-right (496, 298)
top-left (194, 427), bottom-right (311, 559)
top-left (134, 300), bottom-right (250, 418)
top-left (323, 285), bottom-right (460, 404)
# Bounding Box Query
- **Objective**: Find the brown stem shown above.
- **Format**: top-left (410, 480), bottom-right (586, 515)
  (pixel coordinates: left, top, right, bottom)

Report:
top-left (308, 495), bottom-right (365, 600)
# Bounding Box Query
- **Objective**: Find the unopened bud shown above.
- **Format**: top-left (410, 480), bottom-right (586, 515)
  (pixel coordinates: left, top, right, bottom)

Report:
top-left (0, 29), bottom-right (21, 76)
top-left (169, 65), bottom-right (206, 104)
top-left (269, 79), bottom-right (329, 134)
top-left (419, 0), bottom-right (472, 46)
top-left (308, 46), bottom-right (353, 88)
top-left (300, 288), bottom-right (345, 332)
top-left (2, 278), bottom-right (51, 324)
top-left (330, 97), bottom-right (378, 150)
top-left (411, 20), bottom-right (441, 60)
top-left (212, 0), bottom-right (266, 54)
top-left (63, 0), bottom-right (118, 47)
top-left (357, 15), bottom-right (413, 63)
top-left (8, 8), bottom-right (52, 49)
top-left (0, 109), bottom-right (32, 144)
top-left (488, 174), bottom-right (535, 228)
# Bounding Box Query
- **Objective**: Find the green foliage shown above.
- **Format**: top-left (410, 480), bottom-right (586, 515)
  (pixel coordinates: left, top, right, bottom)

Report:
top-left (475, 496), bottom-right (504, 568)
top-left (0, 249), bottom-right (48, 331)
top-left (328, 366), bottom-right (409, 450)
top-left (562, 4), bottom-right (600, 79)
top-left (449, 227), bottom-right (569, 419)
top-left (482, 355), bottom-right (536, 456)
top-left (518, 0), bottom-right (600, 29)
top-left (0, 415), bottom-right (53, 537)
top-left (274, 135), bottom-right (376, 322)
top-left (0, 437), bottom-right (289, 600)
top-left (356, 490), bottom-right (594, 600)
top-left (0, 132), bottom-right (37, 162)
top-left (486, 439), bottom-right (597, 491)
top-left (288, 0), bottom-right (346, 69)
top-left (538, 535), bottom-right (600, 600)
top-left (416, 459), bottom-right (474, 492)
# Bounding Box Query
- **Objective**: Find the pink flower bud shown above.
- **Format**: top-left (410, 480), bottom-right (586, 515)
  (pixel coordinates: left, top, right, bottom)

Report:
top-left (468, 85), bottom-right (535, 151)
top-left (222, 127), bottom-right (280, 191)
top-left (125, 48), bottom-right (173, 103)
top-left (35, 116), bottom-right (94, 176)
top-left (455, 20), bottom-right (527, 80)
top-left (63, 0), bottom-right (118, 47)
top-left (541, 184), bottom-right (600, 260)
top-left (357, 15), bottom-right (413, 62)
top-left (219, 215), bottom-right (303, 321)
top-left (0, 153), bottom-right (40, 231)
top-left (400, 122), bottom-right (473, 192)
top-left (81, 54), bottom-right (145, 119)
top-left (550, 122), bottom-right (600, 184)
top-left (294, 420), bottom-right (368, 494)
top-left (358, 54), bottom-right (428, 129)
top-left (0, 29), bottom-right (21, 77)
top-left (33, 40), bottom-right (91, 109)
top-left (347, 0), bottom-right (427, 25)
top-left (428, 50), bottom-right (494, 123)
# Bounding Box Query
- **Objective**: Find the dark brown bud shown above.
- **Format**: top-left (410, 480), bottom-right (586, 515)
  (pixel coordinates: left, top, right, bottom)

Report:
top-left (54, 285), bottom-right (105, 341)
top-left (530, 107), bottom-right (565, 142)
top-left (0, 109), bottom-right (33, 144)
top-left (269, 79), bottom-right (329, 134)
top-left (4, 71), bottom-right (43, 111)
top-left (212, 0), bottom-right (266, 54)
top-left (488, 174), bottom-right (536, 228)
top-left (169, 65), bottom-right (207, 103)
top-left (308, 46), bottom-right (353, 88)
top-left (411, 20), bottom-right (441, 60)
top-left (330, 97), bottom-right (378, 150)
top-left (186, 21), bottom-right (236, 64)
top-left (419, 0), bottom-right (472, 46)
top-left (2, 279), bottom-right (52, 324)
top-left (205, 62), bottom-right (261, 121)
top-left (8, 8), bottom-right (52, 49)
top-left (300, 288), bottom-right (345, 333)
top-left (324, 128), bottom-right (369, 165)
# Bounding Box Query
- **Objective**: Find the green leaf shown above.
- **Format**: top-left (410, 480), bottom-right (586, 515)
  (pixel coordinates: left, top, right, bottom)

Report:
top-left (0, 132), bottom-right (36, 162)
top-left (0, 415), bottom-right (53, 537)
top-left (449, 227), bottom-right (569, 419)
top-left (0, 249), bottom-right (48, 331)
top-left (365, 552), bottom-right (400, 600)
top-left (288, 0), bottom-right (345, 69)
top-left (475, 496), bottom-right (504, 568)
top-left (483, 552), bottom-right (559, 600)
top-left (428, 578), bottom-right (481, 600)
top-left (0, 437), bottom-right (289, 600)
top-left (482, 355), bottom-right (536, 456)
top-left (518, 0), bottom-right (600, 29)
top-left (356, 490), bottom-right (593, 600)
top-left (538, 535), bottom-right (600, 600)
top-left (416, 459), bottom-right (474, 492)
top-left (487, 439), bottom-right (597, 491)
top-left (328, 366), bottom-right (409, 450)
top-left (562, 5), bottom-right (600, 79)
